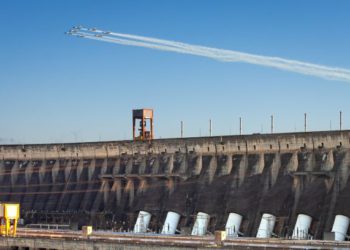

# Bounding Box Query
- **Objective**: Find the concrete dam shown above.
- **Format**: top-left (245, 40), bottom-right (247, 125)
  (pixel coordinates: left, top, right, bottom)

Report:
top-left (1, 130), bottom-right (350, 240)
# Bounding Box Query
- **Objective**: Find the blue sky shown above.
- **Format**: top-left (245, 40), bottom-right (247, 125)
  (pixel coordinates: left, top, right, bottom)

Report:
top-left (1, 1), bottom-right (350, 144)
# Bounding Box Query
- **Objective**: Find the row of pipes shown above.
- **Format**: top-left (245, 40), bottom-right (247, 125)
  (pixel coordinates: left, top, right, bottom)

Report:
top-left (133, 211), bottom-right (350, 241)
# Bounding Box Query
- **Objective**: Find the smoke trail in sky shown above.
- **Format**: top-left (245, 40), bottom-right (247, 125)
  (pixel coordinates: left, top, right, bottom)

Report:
top-left (68, 27), bottom-right (350, 83)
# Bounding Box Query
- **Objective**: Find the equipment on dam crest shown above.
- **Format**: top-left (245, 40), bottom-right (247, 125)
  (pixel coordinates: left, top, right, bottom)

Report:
top-left (0, 203), bottom-right (19, 236)
top-left (133, 109), bottom-right (154, 141)
top-left (161, 211), bottom-right (180, 234)
top-left (256, 213), bottom-right (276, 238)
top-left (292, 214), bottom-right (312, 240)
top-left (225, 213), bottom-right (242, 237)
top-left (331, 215), bottom-right (350, 241)
top-left (134, 211), bottom-right (151, 233)
top-left (191, 212), bottom-right (210, 236)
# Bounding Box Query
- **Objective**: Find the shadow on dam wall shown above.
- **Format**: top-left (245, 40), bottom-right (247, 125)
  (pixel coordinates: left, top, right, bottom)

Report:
top-left (1, 130), bottom-right (350, 238)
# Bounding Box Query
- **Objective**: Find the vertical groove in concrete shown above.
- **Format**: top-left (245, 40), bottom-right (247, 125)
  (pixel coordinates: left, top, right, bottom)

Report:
top-left (117, 156), bottom-right (125, 175)
top-left (159, 154), bottom-right (169, 175)
top-left (91, 180), bottom-right (108, 212)
top-left (22, 160), bottom-right (41, 211)
top-left (57, 159), bottom-right (78, 211)
top-left (88, 158), bottom-right (95, 181)
top-left (80, 159), bottom-right (103, 211)
top-left (10, 160), bottom-right (19, 186)
top-left (105, 180), bottom-right (121, 211)
top-left (63, 158), bottom-right (72, 185)
top-left (51, 159), bottom-right (60, 182)
top-left (45, 159), bottom-right (66, 211)
top-left (165, 154), bottom-right (174, 175)
top-left (270, 153), bottom-right (281, 187)
top-left (191, 154), bottom-right (202, 176)
top-left (151, 155), bottom-right (160, 174)
top-left (68, 159), bottom-right (90, 211)
top-left (0, 159), bottom-right (4, 183)
top-left (10, 160), bottom-right (27, 203)
top-left (101, 158), bottom-right (109, 175)
top-left (321, 150), bottom-right (334, 171)
top-left (206, 155), bottom-right (217, 183)
top-left (139, 157), bottom-right (147, 175)
top-left (0, 160), bottom-right (14, 202)
top-left (305, 152), bottom-right (316, 172)
top-left (125, 156), bottom-right (133, 175)
top-left (38, 159), bottom-right (47, 183)
top-left (179, 153), bottom-right (187, 175)
top-left (24, 160), bottom-right (34, 185)
top-left (108, 158), bottom-right (118, 175)
top-left (76, 158), bottom-right (84, 180)
top-left (136, 179), bottom-right (147, 196)
top-left (144, 155), bottom-right (152, 174)
top-left (255, 153), bottom-right (265, 175)
top-left (339, 151), bottom-right (350, 190)
top-left (287, 152), bottom-right (298, 172)
top-left (103, 180), bottom-right (111, 210)
top-left (238, 154), bottom-right (247, 186)
top-left (126, 179), bottom-right (135, 208)
top-left (167, 177), bottom-right (175, 195)
top-left (131, 155), bottom-right (139, 174)
top-left (32, 160), bottom-right (54, 211)
top-left (223, 154), bottom-right (233, 176)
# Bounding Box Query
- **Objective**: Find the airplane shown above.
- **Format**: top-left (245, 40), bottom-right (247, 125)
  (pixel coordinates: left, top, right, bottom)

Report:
top-left (68, 29), bottom-right (78, 33)
top-left (71, 26), bottom-right (83, 32)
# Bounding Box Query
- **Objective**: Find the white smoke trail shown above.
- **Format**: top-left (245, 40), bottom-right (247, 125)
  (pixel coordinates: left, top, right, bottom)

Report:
top-left (69, 27), bottom-right (350, 82)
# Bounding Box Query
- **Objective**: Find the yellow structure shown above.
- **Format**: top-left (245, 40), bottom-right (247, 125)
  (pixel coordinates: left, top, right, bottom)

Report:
top-left (214, 230), bottom-right (227, 246)
top-left (82, 225), bottom-right (93, 237)
top-left (0, 203), bottom-right (20, 236)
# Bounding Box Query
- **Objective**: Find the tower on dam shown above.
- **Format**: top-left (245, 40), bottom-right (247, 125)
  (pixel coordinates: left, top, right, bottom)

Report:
top-left (132, 109), bottom-right (154, 141)
top-left (0, 130), bottom-right (350, 240)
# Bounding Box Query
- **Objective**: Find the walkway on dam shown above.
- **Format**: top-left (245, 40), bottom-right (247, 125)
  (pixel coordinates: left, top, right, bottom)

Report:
top-left (1, 228), bottom-right (350, 250)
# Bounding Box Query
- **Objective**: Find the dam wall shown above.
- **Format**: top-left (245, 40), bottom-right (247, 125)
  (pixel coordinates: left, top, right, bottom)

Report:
top-left (1, 130), bottom-right (350, 239)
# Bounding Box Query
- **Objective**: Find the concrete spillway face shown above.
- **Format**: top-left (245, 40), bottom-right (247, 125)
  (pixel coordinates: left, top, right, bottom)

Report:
top-left (331, 215), bottom-right (350, 241)
top-left (292, 214), bottom-right (312, 240)
top-left (191, 212), bottom-right (210, 236)
top-left (256, 213), bottom-right (276, 238)
top-left (133, 211), bottom-right (151, 233)
top-left (161, 211), bottom-right (181, 235)
top-left (225, 213), bottom-right (242, 237)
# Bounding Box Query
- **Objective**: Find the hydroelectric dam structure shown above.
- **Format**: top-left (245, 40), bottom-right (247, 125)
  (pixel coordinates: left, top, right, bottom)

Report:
top-left (1, 130), bottom-right (350, 241)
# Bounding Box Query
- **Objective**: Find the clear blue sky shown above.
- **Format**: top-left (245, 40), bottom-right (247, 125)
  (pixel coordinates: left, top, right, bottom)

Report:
top-left (1, 1), bottom-right (350, 144)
